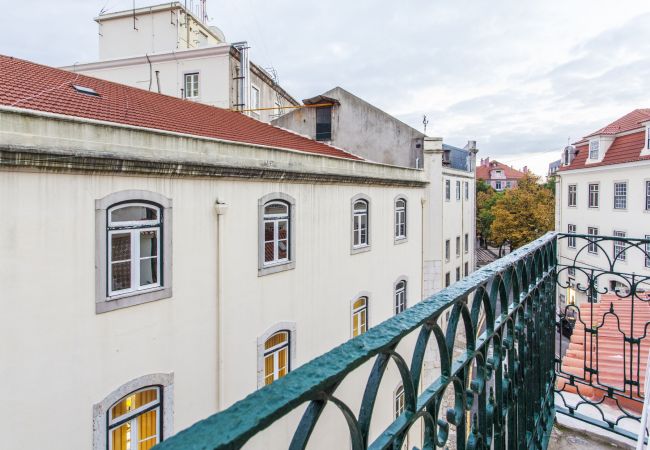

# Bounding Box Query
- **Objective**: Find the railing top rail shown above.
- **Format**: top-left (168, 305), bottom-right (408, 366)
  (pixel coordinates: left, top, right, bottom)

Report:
top-left (155, 231), bottom-right (557, 450)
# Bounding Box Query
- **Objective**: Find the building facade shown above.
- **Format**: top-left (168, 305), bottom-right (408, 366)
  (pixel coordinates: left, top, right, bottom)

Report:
top-left (62, 2), bottom-right (298, 122)
top-left (555, 109), bottom-right (650, 308)
top-left (476, 157), bottom-right (527, 191)
top-left (272, 86), bottom-right (426, 168)
top-left (0, 56), bottom-right (479, 449)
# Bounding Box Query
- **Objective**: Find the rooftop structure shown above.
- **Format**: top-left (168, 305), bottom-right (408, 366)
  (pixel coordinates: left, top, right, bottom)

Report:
top-left (476, 157), bottom-right (527, 191)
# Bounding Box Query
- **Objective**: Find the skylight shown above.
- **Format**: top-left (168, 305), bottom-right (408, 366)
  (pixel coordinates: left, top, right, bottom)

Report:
top-left (72, 84), bottom-right (100, 97)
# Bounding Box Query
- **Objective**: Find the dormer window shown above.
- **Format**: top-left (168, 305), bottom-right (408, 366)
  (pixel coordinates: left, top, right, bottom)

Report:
top-left (589, 140), bottom-right (599, 159)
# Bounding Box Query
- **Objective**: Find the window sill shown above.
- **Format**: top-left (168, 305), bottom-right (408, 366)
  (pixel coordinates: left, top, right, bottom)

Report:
top-left (258, 261), bottom-right (295, 277)
top-left (96, 286), bottom-right (171, 314)
top-left (351, 245), bottom-right (371, 255)
top-left (394, 237), bottom-right (408, 245)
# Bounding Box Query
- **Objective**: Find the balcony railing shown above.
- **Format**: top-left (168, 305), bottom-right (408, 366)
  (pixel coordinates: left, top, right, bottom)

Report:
top-left (555, 233), bottom-right (650, 443)
top-left (155, 232), bottom-right (558, 449)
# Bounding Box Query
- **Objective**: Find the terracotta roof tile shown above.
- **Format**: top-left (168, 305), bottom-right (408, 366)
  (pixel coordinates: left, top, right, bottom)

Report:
top-left (0, 55), bottom-right (362, 161)
top-left (559, 131), bottom-right (649, 171)
top-left (476, 160), bottom-right (526, 180)
top-left (586, 109), bottom-right (650, 137)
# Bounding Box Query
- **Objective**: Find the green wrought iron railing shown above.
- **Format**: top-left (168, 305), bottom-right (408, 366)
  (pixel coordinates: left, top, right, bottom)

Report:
top-left (555, 233), bottom-right (650, 442)
top-left (154, 232), bottom-right (557, 450)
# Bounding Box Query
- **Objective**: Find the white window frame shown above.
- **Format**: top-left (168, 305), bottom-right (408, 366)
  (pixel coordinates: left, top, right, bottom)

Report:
top-left (352, 296), bottom-right (369, 337)
top-left (95, 191), bottom-right (172, 314)
top-left (588, 227), bottom-right (599, 254)
top-left (445, 179), bottom-right (451, 201)
top-left (613, 230), bottom-right (626, 262)
top-left (495, 181), bottom-right (502, 191)
top-left (456, 236), bottom-right (461, 257)
top-left (456, 180), bottom-right (461, 200)
top-left (351, 195), bottom-right (371, 253)
top-left (108, 387), bottom-right (161, 450)
top-left (588, 183), bottom-right (599, 208)
top-left (257, 322), bottom-right (296, 388)
top-left (568, 184), bottom-right (577, 207)
top-left (645, 181), bottom-right (650, 211)
top-left (613, 182), bottom-right (627, 210)
top-left (258, 193), bottom-right (296, 276)
top-left (589, 140), bottom-right (599, 159)
top-left (464, 233), bottom-right (469, 254)
top-left (394, 279), bottom-right (407, 315)
top-left (445, 239), bottom-right (450, 261)
top-left (645, 235), bottom-right (650, 268)
top-left (263, 201), bottom-right (290, 266)
top-left (394, 197), bottom-right (407, 242)
top-left (567, 224), bottom-right (576, 248)
top-left (464, 181), bottom-right (469, 200)
top-left (183, 72), bottom-right (199, 99)
top-left (92, 373), bottom-right (174, 450)
top-left (251, 84), bottom-right (261, 118)
top-left (263, 331), bottom-right (290, 386)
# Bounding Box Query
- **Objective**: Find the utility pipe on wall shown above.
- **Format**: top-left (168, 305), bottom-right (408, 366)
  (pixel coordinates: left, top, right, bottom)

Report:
top-left (214, 199), bottom-right (228, 410)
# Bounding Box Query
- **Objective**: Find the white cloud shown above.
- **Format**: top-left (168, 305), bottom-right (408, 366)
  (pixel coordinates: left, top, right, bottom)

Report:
top-left (2, 0), bottom-right (650, 165)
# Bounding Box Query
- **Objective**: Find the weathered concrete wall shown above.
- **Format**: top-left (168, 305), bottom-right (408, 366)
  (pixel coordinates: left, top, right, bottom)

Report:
top-left (273, 87), bottom-right (425, 167)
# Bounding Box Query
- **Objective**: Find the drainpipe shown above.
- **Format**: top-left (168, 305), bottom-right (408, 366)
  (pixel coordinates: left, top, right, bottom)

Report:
top-left (214, 199), bottom-right (229, 410)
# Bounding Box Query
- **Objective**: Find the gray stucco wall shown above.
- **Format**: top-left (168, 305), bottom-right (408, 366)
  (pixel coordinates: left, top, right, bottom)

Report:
top-left (272, 87), bottom-right (425, 168)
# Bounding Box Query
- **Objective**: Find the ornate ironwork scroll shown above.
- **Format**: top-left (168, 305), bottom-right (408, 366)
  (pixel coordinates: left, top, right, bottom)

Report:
top-left (555, 233), bottom-right (650, 442)
top-left (155, 233), bottom-right (557, 449)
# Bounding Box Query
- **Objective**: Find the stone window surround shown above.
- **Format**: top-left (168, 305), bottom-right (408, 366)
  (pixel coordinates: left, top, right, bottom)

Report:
top-left (393, 276), bottom-right (409, 313)
top-left (95, 190), bottom-right (173, 314)
top-left (258, 192), bottom-right (296, 276)
top-left (92, 373), bottom-right (174, 450)
top-left (257, 322), bottom-right (297, 389)
top-left (351, 193), bottom-right (372, 254)
top-left (350, 291), bottom-right (372, 338)
top-left (394, 194), bottom-right (408, 244)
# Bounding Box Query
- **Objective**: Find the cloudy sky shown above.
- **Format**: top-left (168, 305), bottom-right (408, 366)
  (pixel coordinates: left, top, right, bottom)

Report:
top-left (3, 0), bottom-right (650, 175)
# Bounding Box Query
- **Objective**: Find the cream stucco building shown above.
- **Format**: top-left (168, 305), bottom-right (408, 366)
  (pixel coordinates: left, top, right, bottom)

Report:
top-left (0, 55), bottom-right (478, 449)
top-left (555, 109), bottom-right (650, 309)
top-left (62, 2), bottom-right (298, 123)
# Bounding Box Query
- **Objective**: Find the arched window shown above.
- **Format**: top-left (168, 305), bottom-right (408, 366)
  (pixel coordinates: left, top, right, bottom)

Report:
top-left (263, 201), bottom-right (290, 265)
top-left (395, 280), bottom-right (407, 314)
top-left (264, 331), bottom-right (290, 385)
top-left (394, 384), bottom-right (408, 450)
top-left (394, 198), bottom-right (406, 240)
top-left (352, 297), bottom-right (368, 337)
top-left (108, 386), bottom-right (162, 450)
top-left (353, 200), bottom-right (369, 248)
top-left (107, 202), bottom-right (162, 296)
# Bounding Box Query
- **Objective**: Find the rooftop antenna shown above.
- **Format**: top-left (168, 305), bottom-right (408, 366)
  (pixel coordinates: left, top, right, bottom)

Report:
top-left (422, 114), bottom-right (429, 135)
top-left (200, 0), bottom-right (208, 23)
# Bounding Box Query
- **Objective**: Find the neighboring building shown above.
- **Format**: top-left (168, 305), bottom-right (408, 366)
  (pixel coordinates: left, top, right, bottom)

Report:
top-left (548, 159), bottom-right (561, 177)
top-left (62, 2), bottom-right (299, 122)
top-left (0, 56), bottom-right (478, 449)
top-left (272, 86), bottom-right (425, 168)
top-left (476, 157), bottom-right (527, 191)
top-left (273, 86), bottom-right (478, 295)
top-left (556, 108), bottom-right (650, 308)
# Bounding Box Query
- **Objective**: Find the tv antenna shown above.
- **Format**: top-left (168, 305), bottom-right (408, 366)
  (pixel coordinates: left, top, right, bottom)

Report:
top-left (422, 114), bottom-right (429, 135)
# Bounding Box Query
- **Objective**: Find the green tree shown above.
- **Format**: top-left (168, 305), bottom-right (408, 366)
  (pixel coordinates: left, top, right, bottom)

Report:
top-left (489, 174), bottom-right (555, 249)
top-left (475, 180), bottom-right (500, 247)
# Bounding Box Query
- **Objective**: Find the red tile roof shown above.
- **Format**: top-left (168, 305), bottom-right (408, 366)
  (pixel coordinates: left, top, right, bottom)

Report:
top-left (559, 294), bottom-right (650, 413)
top-left (585, 109), bottom-right (650, 137)
top-left (560, 131), bottom-right (649, 172)
top-left (0, 55), bottom-right (362, 161)
top-left (476, 160), bottom-right (526, 181)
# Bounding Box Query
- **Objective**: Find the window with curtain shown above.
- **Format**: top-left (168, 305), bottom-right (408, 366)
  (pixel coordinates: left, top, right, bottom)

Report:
top-left (107, 203), bottom-right (162, 297)
top-left (395, 198), bottom-right (406, 240)
top-left (263, 201), bottom-right (290, 265)
top-left (353, 200), bottom-right (369, 247)
top-left (108, 387), bottom-right (161, 450)
top-left (264, 331), bottom-right (290, 385)
top-left (395, 281), bottom-right (406, 314)
top-left (352, 297), bottom-right (368, 337)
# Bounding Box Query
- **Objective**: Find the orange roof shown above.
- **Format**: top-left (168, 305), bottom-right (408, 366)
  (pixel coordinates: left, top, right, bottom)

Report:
top-left (0, 55), bottom-right (361, 161)
top-left (559, 294), bottom-right (650, 413)
top-left (476, 160), bottom-right (526, 180)
top-left (585, 109), bottom-right (650, 137)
